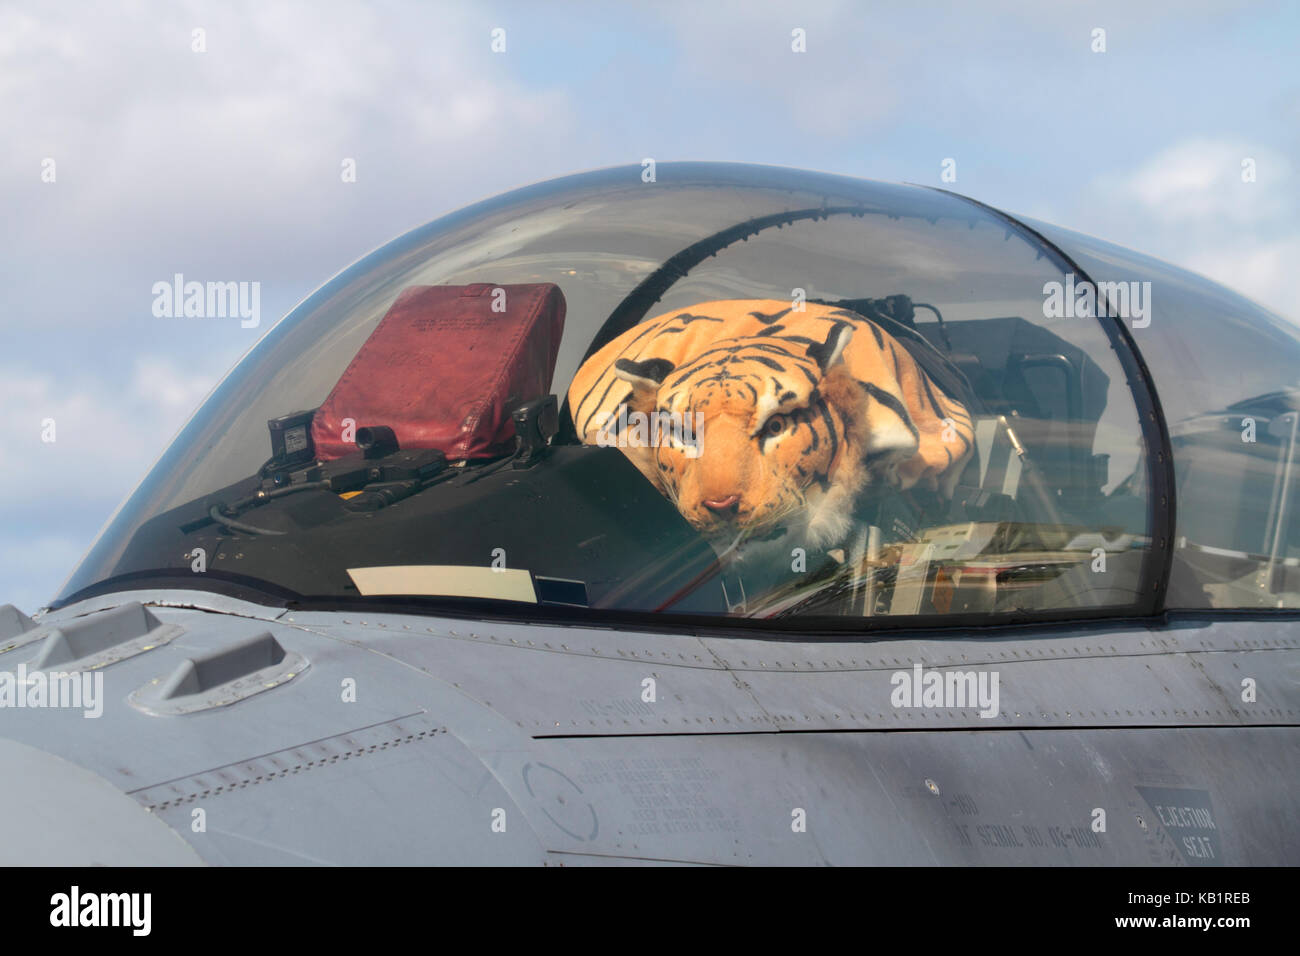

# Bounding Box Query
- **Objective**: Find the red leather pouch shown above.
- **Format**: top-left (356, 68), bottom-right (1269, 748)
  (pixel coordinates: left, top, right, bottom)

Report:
top-left (311, 282), bottom-right (566, 460)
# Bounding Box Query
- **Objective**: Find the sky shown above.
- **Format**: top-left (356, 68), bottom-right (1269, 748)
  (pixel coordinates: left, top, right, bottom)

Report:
top-left (2, 0), bottom-right (1297, 612)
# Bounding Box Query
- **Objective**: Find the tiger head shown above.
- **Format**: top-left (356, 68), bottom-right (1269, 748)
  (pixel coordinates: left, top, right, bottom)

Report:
top-left (573, 299), bottom-right (975, 555)
top-left (609, 322), bottom-right (910, 550)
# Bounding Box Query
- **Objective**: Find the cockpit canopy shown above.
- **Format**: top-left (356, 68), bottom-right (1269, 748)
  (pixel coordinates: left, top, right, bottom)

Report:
top-left (54, 164), bottom-right (1300, 626)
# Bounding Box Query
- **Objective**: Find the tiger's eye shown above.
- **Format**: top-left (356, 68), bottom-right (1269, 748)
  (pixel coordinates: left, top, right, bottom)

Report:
top-left (765, 415), bottom-right (785, 435)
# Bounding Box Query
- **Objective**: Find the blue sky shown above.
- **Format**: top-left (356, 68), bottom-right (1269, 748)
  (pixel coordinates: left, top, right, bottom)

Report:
top-left (2, 0), bottom-right (1297, 611)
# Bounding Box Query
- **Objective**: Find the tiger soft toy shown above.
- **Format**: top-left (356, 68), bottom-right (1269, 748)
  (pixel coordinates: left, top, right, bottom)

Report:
top-left (568, 299), bottom-right (974, 551)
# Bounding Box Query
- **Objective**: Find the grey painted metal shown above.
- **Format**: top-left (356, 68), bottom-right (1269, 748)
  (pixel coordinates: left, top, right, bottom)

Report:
top-left (2, 593), bottom-right (1296, 865)
top-left (0, 604), bottom-right (34, 641)
top-left (0, 738), bottom-right (203, 866)
top-left (25, 601), bottom-right (183, 673)
top-left (128, 630), bottom-right (308, 716)
top-left (525, 726), bottom-right (1294, 865)
top-left (283, 609), bottom-right (1299, 732)
top-left (33, 587), bottom-right (294, 625)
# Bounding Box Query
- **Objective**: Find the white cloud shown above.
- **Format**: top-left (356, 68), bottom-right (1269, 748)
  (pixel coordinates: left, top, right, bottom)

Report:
top-left (1183, 236), bottom-right (1300, 322)
top-left (0, 356), bottom-right (228, 608)
top-left (1, 1), bottom-right (578, 276)
top-left (0, 534), bottom-right (86, 614)
top-left (0, 359), bottom-right (221, 508)
top-left (1072, 138), bottom-right (1300, 322)
top-left (129, 356), bottom-right (221, 417)
top-left (663, 0), bottom-right (901, 138)
top-left (1107, 138), bottom-right (1290, 226)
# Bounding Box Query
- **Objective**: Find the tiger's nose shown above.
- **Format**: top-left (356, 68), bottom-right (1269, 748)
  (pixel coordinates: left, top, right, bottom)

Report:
top-left (702, 494), bottom-right (741, 514)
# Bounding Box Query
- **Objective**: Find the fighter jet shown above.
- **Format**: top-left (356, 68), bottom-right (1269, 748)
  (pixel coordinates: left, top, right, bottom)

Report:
top-left (3, 163), bottom-right (1297, 866)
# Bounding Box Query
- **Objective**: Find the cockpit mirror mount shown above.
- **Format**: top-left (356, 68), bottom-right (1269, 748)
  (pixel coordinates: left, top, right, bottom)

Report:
top-left (512, 395), bottom-right (559, 469)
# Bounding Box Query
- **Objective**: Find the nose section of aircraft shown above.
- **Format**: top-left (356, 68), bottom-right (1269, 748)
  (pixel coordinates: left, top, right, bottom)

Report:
top-left (0, 738), bottom-right (204, 864)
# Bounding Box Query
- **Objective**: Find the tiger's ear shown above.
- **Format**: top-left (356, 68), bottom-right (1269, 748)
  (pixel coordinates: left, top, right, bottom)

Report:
top-left (806, 321), bottom-right (853, 373)
top-left (614, 357), bottom-right (675, 412)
